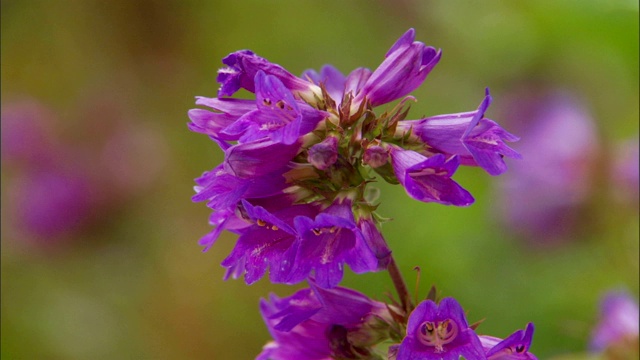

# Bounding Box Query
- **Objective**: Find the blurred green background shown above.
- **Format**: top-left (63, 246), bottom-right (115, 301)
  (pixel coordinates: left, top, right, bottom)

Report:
top-left (1, 0), bottom-right (638, 359)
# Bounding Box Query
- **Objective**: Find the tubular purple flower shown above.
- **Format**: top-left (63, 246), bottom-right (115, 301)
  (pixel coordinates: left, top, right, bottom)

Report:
top-left (390, 147), bottom-right (474, 206)
top-left (223, 71), bottom-right (329, 145)
top-left (221, 201), bottom-right (320, 285)
top-left (480, 323), bottom-right (537, 360)
top-left (258, 281), bottom-right (390, 360)
top-left (223, 138), bottom-right (301, 178)
top-left (192, 164), bottom-right (289, 211)
top-left (396, 297), bottom-right (486, 360)
top-left (397, 89), bottom-right (521, 176)
top-left (302, 65), bottom-right (347, 106)
top-left (290, 197), bottom-right (382, 288)
top-left (344, 68), bottom-right (372, 100)
top-left (353, 28), bottom-right (442, 108)
top-left (187, 97), bottom-right (256, 141)
top-left (356, 215), bottom-right (392, 269)
top-left (217, 50), bottom-right (321, 101)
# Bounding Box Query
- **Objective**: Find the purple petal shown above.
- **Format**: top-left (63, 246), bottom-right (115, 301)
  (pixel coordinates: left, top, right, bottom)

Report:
top-left (344, 67), bottom-right (372, 98)
top-left (390, 148), bottom-right (474, 206)
top-left (223, 138), bottom-right (300, 178)
top-left (354, 29), bottom-right (442, 107)
top-left (221, 204), bottom-right (318, 285)
top-left (397, 89), bottom-right (520, 175)
top-left (302, 65), bottom-right (347, 104)
top-left (484, 323), bottom-right (537, 360)
top-left (398, 298), bottom-right (486, 360)
top-left (217, 50), bottom-right (318, 99)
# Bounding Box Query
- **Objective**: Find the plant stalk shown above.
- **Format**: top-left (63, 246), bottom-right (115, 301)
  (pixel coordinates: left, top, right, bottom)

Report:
top-left (387, 256), bottom-right (412, 314)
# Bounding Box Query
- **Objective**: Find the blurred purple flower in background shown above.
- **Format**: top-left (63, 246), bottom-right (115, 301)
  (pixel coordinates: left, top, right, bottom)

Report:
top-left (495, 90), bottom-right (600, 245)
top-left (7, 166), bottom-right (98, 244)
top-left (1, 99), bottom-right (57, 168)
top-left (1, 97), bottom-right (167, 248)
top-left (396, 90), bottom-right (521, 176)
top-left (610, 138), bottom-right (639, 205)
top-left (590, 290), bottom-right (639, 354)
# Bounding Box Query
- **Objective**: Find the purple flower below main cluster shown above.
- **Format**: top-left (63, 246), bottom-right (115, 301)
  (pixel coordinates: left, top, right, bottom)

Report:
top-left (395, 298), bottom-right (536, 360)
top-left (258, 281), bottom-right (392, 360)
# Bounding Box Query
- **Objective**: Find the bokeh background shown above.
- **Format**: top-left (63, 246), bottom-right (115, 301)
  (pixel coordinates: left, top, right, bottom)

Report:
top-left (2, 0), bottom-right (638, 359)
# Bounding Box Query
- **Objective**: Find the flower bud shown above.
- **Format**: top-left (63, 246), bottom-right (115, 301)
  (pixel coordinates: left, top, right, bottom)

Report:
top-left (363, 144), bottom-right (389, 168)
top-left (307, 136), bottom-right (338, 170)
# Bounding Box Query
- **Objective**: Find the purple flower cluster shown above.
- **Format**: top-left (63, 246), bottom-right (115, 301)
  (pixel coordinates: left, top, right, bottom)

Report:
top-left (258, 280), bottom-right (393, 360)
top-left (189, 28), bottom-right (532, 359)
top-left (259, 286), bottom-right (536, 360)
top-left (190, 29), bottom-right (520, 288)
top-left (393, 297), bottom-right (536, 360)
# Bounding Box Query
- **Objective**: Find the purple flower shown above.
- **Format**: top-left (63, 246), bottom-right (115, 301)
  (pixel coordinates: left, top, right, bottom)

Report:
top-left (289, 198), bottom-right (384, 288)
top-left (302, 65), bottom-right (347, 106)
top-left (390, 147), bottom-right (474, 206)
top-left (223, 138), bottom-right (301, 178)
top-left (353, 28), bottom-right (441, 108)
top-left (192, 164), bottom-right (289, 212)
top-left (196, 208), bottom-right (251, 252)
top-left (258, 281), bottom-right (390, 360)
top-left (396, 89), bottom-right (521, 176)
top-left (222, 71), bottom-right (329, 145)
top-left (344, 68), bottom-right (372, 102)
top-left (356, 214), bottom-right (392, 270)
top-left (221, 200), bottom-right (319, 284)
top-left (217, 50), bottom-right (321, 102)
top-left (187, 97), bottom-right (255, 141)
top-left (1, 99), bottom-right (57, 167)
top-left (496, 91), bottom-right (599, 244)
top-left (8, 166), bottom-right (98, 242)
top-left (480, 323), bottom-right (537, 360)
top-left (396, 297), bottom-right (486, 360)
top-left (590, 290), bottom-right (639, 352)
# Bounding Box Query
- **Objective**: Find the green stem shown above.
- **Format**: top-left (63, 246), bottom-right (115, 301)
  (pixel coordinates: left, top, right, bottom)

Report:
top-left (387, 256), bottom-right (412, 314)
